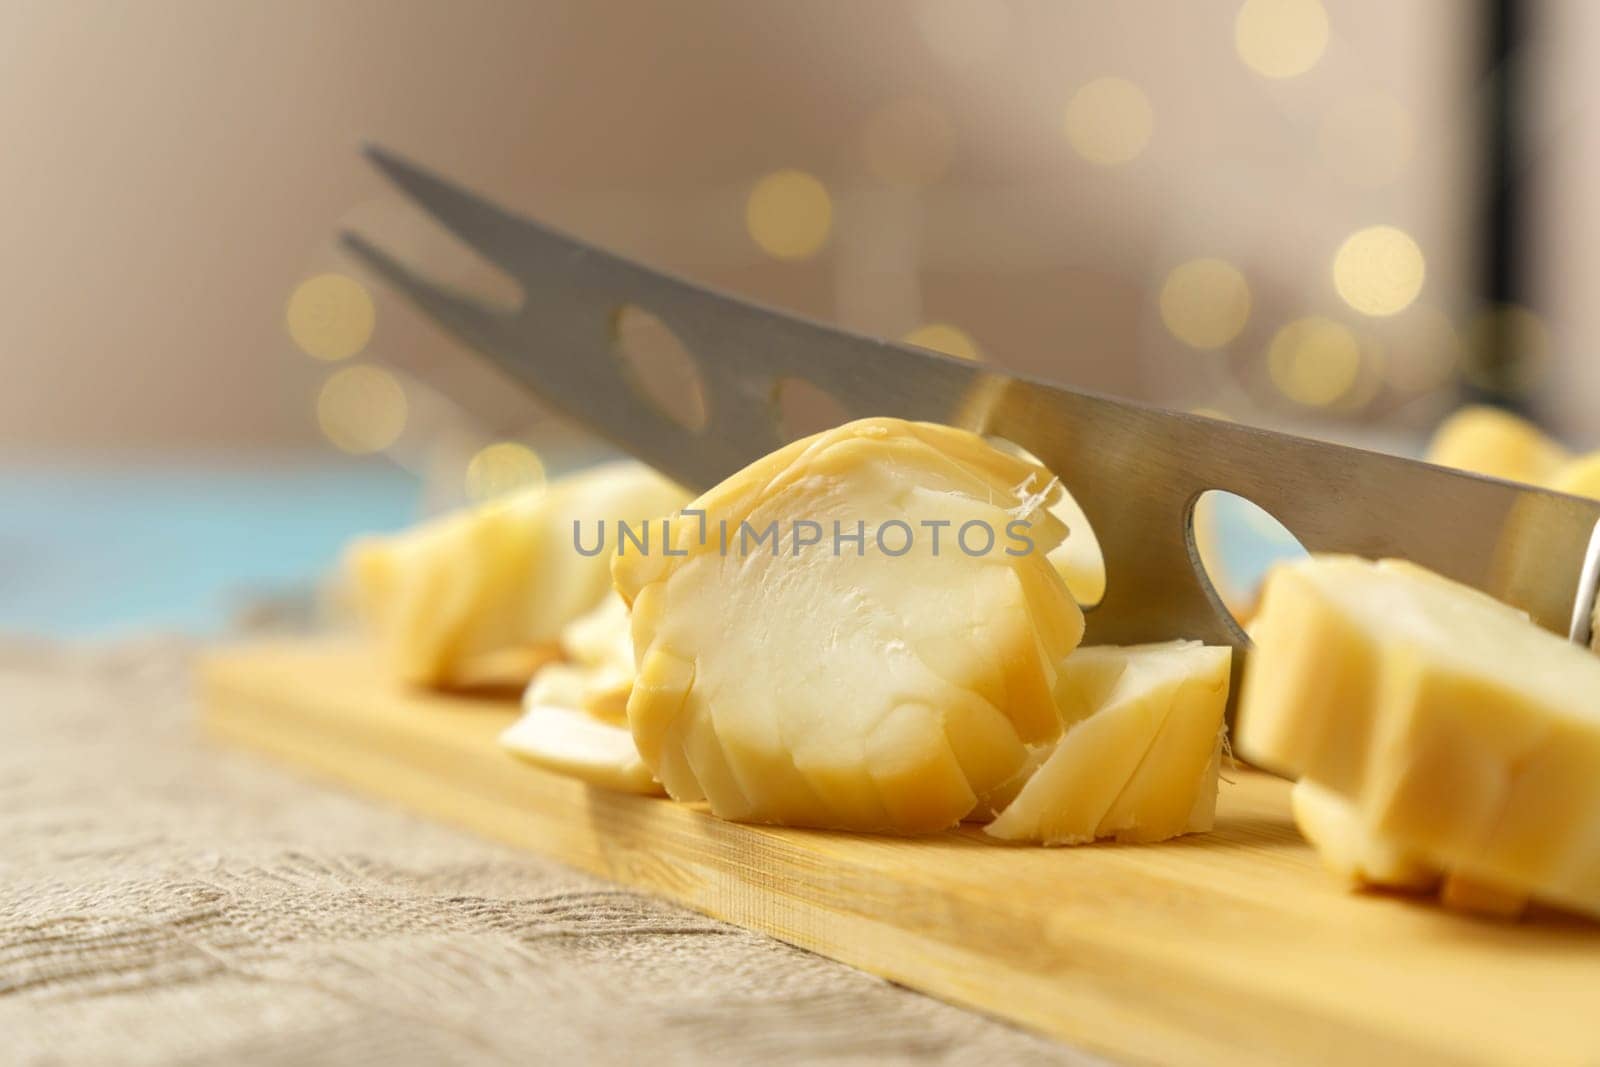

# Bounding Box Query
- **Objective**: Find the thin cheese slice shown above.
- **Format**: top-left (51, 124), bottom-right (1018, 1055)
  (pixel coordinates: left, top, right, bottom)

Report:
top-left (345, 460), bottom-right (689, 689)
top-left (552, 592), bottom-right (635, 723)
top-left (985, 642), bottom-right (1230, 844)
top-left (500, 699), bottom-right (663, 796)
top-left (1237, 555), bottom-right (1600, 918)
top-left (499, 584), bottom-right (657, 794)
top-left (614, 417), bottom-right (1086, 833)
top-left (984, 437), bottom-right (1105, 608)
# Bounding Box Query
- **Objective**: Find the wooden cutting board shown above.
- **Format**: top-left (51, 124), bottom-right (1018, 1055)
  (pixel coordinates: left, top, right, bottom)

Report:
top-left (201, 641), bottom-right (1600, 1066)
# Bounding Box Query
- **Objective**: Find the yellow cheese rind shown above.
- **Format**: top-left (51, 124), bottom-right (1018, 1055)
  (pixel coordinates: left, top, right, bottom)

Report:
top-left (346, 461), bottom-right (689, 689)
top-left (616, 417), bottom-right (1086, 833)
top-left (1238, 555), bottom-right (1600, 918)
top-left (985, 641), bottom-right (1230, 845)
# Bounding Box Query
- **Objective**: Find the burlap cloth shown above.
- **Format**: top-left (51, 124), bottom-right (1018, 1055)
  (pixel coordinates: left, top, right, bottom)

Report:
top-left (0, 638), bottom-right (1098, 1065)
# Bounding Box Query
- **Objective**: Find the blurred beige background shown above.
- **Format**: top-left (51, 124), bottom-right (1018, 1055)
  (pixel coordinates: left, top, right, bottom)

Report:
top-left (6, 0), bottom-right (1587, 466)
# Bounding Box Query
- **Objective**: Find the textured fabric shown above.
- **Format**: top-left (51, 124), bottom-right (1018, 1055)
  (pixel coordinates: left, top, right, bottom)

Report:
top-left (0, 638), bottom-right (1096, 1066)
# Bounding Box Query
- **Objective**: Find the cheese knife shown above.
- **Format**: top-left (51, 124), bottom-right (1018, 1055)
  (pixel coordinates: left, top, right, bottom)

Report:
top-left (341, 144), bottom-right (1600, 668)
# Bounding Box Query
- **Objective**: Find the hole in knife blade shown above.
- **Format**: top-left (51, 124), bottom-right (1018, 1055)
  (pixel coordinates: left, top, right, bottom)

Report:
top-left (1189, 491), bottom-right (1309, 628)
top-left (987, 437), bottom-right (1106, 609)
top-left (774, 377), bottom-right (850, 442)
top-left (612, 305), bottom-right (708, 433)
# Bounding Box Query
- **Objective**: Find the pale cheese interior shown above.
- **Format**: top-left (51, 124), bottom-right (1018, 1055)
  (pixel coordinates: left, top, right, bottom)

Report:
top-left (986, 641), bottom-right (1229, 845)
top-left (1239, 555), bottom-right (1600, 918)
top-left (614, 418), bottom-right (1086, 832)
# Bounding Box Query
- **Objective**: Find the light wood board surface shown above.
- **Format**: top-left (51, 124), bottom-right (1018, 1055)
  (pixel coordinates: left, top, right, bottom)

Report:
top-left (201, 642), bottom-right (1600, 1066)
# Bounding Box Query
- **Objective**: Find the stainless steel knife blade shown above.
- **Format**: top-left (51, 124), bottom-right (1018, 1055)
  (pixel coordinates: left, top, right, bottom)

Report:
top-left (343, 144), bottom-right (1600, 656)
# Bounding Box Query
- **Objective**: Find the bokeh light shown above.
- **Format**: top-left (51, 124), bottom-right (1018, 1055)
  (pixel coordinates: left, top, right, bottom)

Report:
top-left (862, 96), bottom-right (957, 187)
top-left (1063, 77), bottom-right (1153, 167)
top-left (286, 273), bottom-right (376, 361)
top-left (316, 365), bottom-right (407, 454)
top-left (1462, 304), bottom-right (1551, 395)
top-left (1317, 93), bottom-right (1414, 188)
top-left (1381, 305), bottom-right (1462, 395)
top-left (1159, 258), bottom-right (1252, 349)
top-left (1267, 316), bottom-right (1361, 406)
top-left (465, 441), bottom-right (547, 502)
top-left (915, 0), bottom-right (1009, 67)
top-left (1333, 225), bottom-right (1425, 317)
top-left (745, 170), bottom-right (833, 261)
top-left (1333, 336), bottom-right (1387, 412)
top-left (902, 322), bottom-right (981, 361)
top-left (1235, 0), bottom-right (1330, 79)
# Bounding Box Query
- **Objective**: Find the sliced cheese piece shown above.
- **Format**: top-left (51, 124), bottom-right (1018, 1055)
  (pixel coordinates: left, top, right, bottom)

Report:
top-left (1238, 555), bottom-right (1600, 919)
top-left (985, 642), bottom-right (1230, 845)
top-left (552, 592), bottom-right (635, 723)
top-left (562, 590), bottom-right (633, 675)
top-left (1291, 779), bottom-right (1439, 892)
top-left (1043, 488), bottom-right (1106, 609)
top-left (1548, 452), bottom-right (1600, 501)
top-left (614, 417), bottom-right (1086, 833)
top-left (345, 460), bottom-right (689, 690)
top-left (501, 589), bottom-right (660, 794)
top-left (523, 663), bottom-right (614, 718)
top-left (1294, 784), bottom-right (1532, 918)
top-left (500, 699), bottom-right (663, 796)
top-left (1424, 405), bottom-right (1569, 484)
top-left (971, 744), bottom-right (1051, 822)
top-left (984, 437), bottom-right (1105, 608)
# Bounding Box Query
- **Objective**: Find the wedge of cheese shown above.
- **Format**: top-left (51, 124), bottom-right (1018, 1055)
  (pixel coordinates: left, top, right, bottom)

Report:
top-left (1424, 403), bottom-right (1600, 510)
top-left (1237, 555), bottom-right (1600, 918)
top-left (1423, 404), bottom-right (1600, 505)
top-left (1424, 405), bottom-right (1569, 485)
top-left (986, 642), bottom-right (1230, 844)
top-left (613, 417), bottom-right (1086, 833)
top-left (345, 460), bottom-right (689, 690)
top-left (1549, 452), bottom-right (1600, 501)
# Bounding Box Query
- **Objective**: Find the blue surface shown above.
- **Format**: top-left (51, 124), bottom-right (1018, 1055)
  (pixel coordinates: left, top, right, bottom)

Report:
top-left (0, 460), bottom-right (1301, 638)
top-left (0, 461), bottom-right (421, 637)
top-left (1201, 490), bottom-right (1309, 613)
